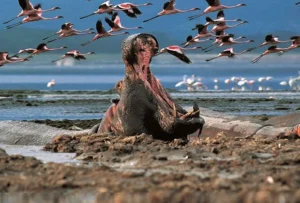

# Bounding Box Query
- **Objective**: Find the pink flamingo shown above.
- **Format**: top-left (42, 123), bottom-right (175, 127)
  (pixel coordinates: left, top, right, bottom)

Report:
top-left (105, 12), bottom-right (143, 33)
top-left (251, 46), bottom-right (289, 63)
top-left (143, 0), bottom-right (200, 22)
top-left (81, 20), bottom-right (129, 46)
top-left (52, 50), bottom-right (95, 63)
top-left (155, 45), bottom-right (203, 64)
top-left (206, 47), bottom-right (253, 61)
top-left (6, 8), bottom-right (63, 29)
top-left (189, 0), bottom-right (246, 20)
top-left (113, 2), bottom-right (152, 18)
top-left (3, 0), bottom-right (60, 24)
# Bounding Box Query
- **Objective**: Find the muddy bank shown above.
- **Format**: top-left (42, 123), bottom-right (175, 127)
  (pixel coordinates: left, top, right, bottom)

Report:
top-left (1, 130), bottom-right (300, 202)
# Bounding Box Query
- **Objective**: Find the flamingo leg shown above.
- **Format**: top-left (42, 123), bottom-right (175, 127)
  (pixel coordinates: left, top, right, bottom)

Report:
top-left (143, 15), bottom-right (160, 23)
top-left (206, 55), bottom-right (221, 62)
top-left (3, 16), bottom-right (19, 24)
top-left (80, 13), bottom-right (96, 19)
top-left (6, 21), bottom-right (24, 29)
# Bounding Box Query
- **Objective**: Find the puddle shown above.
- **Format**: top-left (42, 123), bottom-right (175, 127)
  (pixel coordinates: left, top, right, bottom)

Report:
top-left (0, 144), bottom-right (78, 164)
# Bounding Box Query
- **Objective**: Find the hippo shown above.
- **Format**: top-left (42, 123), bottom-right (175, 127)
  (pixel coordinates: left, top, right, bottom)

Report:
top-left (91, 33), bottom-right (205, 140)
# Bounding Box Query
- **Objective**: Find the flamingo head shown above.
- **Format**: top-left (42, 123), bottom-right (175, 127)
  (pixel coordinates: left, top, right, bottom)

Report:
top-left (87, 52), bottom-right (95, 55)
top-left (239, 4), bottom-right (247, 6)
top-left (56, 16), bottom-right (64, 19)
top-left (88, 28), bottom-right (94, 31)
top-left (137, 26), bottom-right (143, 29)
top-left (192, 8), bottom-right (201, 11)
top-left (52, 7), bottom-right (61, 10)
top-left (145, 3), bottom-right (152, 6)
top-left (249, 40), bottom-right (255, 42)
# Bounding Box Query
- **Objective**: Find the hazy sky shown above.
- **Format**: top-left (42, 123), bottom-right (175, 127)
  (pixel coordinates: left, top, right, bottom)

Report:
top-left (1, 0), bottom-right (299, 38)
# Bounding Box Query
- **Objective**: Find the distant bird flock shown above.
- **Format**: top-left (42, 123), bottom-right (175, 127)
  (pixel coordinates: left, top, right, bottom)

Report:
top-left (0, 0), bottom-right (300, 88)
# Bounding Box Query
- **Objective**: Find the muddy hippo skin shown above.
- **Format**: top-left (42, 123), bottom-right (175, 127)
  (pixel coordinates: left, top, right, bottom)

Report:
top-left (94, 33), bottom-right (205, 140)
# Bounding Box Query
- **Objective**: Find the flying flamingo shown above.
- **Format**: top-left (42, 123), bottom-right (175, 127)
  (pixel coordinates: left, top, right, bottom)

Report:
top-left (202, 30), bottom-right (226, 51)
top-left (278, 36), bottom-right (300, 56)
top-left (52, 50), bottom-right (95, 63)
top-left (206, 47), bottom-right (253, 61)
top-left (0, 52), bottom-right (29, 67)
top-left (43, 22), bottom-right (95, 43)
top-left (80, 0), bottom-right (126, 19)
top-left (192, 24), bottom-right (217, 39)
top-left (16, 43), bottom-right (67, 58)
top-left (251, 34), bottom-right (292, 50)
top-left (6, 9), bottom-right (63, 29)
top-left (181, 35), bottom-right (213, 48)
top-left (155, 46), bottom-right (203, 64)
top-left (105, 12), bottom-right (143, 33)
top-left (81, 20), bottom-right (129, 46)
top-left (204, 34), bottom-right (250, 52)
top-left (143, 0), bottom-right (200, 23)
top-left (210, 20), bottom-right (248, 33)
top-left (3, 1), bottom-right (60, 24)
top-left (204, 10), bottom-right (242, 26)
top-left (219, 35), bottom-right (254, 47)
top-left (113, 2), bottom-right (152, 18)
top-left (251, 46), bottom-right (289, 63)
top-left (189, 0), bottom-right (246, 20)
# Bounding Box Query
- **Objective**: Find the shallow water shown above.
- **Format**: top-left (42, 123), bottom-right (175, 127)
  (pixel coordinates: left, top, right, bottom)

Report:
top-left (0, 144), bottom-right (78, 164)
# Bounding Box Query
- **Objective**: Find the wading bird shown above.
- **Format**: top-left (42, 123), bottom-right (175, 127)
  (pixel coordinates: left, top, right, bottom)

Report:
top-left (3, 1), bottom-right (60, 24)
top-left (206, 47), bottom-right (253, 61)
top-left (44, 22), bottom-right (95, 43)
top-left (80, 0), bottom-right (125, 19)
top-left (81, 20), bottom-right (129, 46)
top-left (251, 34), bottom-right (291, 50)
top-left (47, 79), bottom-right (55, 88)
top-left (52, 50), bottom-right (95, 63)
top-left (143, 0), bottom-right (200, 23)
top-left (181, 35), bottom-right (213, 47)
top-left (155, 45), bottom-right (203, 64)
top-left (189, 0), bottom-right (246, 20)
top-left (16, 43), bottom-right (67, 57)
top-left (204, 10), bottom-right (242, 26)
top-left (6, 10), bottom-right (63, 29)
top-left (210, 20), bottom-right (248, 33)
top-left (105, 12), bottom-right (143, 33)
top-left (113, 2), bottom-right (152, 18)
top-left (251, 46), bottom-right (289, 63)
top-left (0, 52), bottom-right (29, 67)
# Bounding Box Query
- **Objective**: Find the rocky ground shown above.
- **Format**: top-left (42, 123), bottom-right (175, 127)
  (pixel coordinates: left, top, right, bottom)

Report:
top-left (0, 127), bottom-right (299, 202)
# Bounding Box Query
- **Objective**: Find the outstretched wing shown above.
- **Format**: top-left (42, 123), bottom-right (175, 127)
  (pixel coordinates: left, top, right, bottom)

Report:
top-left (105, 17), bottom-right (116, 28)
top-left (206, 0), bottom-right (220, 7)
top-left (96, 20), bottom-right (106, 34)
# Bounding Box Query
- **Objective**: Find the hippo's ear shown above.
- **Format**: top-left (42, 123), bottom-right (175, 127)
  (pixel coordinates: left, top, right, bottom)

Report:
top-left (111, 99), bottom-right (120, 104)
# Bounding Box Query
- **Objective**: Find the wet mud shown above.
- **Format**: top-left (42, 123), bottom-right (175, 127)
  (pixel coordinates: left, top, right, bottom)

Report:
top-left (1, 130), bottom-right (299, 202)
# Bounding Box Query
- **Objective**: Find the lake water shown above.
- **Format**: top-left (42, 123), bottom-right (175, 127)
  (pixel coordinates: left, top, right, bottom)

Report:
top-left (0, 54), bottom-right (299, 120)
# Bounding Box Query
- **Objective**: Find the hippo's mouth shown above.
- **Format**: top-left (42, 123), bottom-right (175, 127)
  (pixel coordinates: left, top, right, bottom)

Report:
top-left (93, 33), bottom-right (205, 140)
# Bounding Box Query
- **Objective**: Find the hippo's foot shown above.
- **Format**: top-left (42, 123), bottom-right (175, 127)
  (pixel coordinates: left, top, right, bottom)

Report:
top-left (95, 33), bottom-right (205, 140)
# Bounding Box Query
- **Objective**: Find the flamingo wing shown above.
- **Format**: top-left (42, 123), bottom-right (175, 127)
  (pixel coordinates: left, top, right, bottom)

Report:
top-left (112, 12), bottom-right (122, 27)
top-left (206, 0), bottom-right (220, 7)
top-left (34, 3), bottom-right (42, 10)
top-left (132, 6), bottom-right (142, 15)
top-left (105, 17), bottom-right (116, 28)
top-left (167, 47), bottom-right (191, 64)
top-left (216, 10), bottom-right (225, 19)
top-left (265, 34), bottom-right (274, 42)
top-left (19, 0), bottom-right (31, 10)
top-left (122, 9), bottom-right (137, 18)
top-left (163, 0), bottom-right (175, 10)
top-left (36, 43), bottom-right (47, 50)
top-left (96, 20), bottom-right (106, 34)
